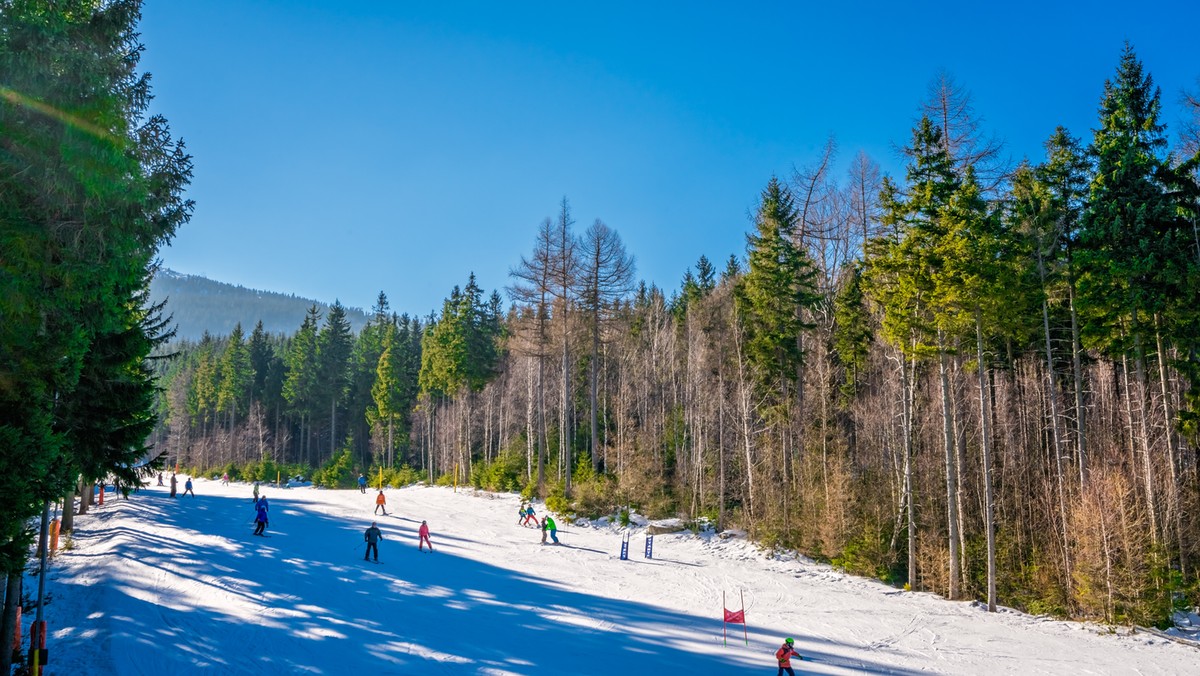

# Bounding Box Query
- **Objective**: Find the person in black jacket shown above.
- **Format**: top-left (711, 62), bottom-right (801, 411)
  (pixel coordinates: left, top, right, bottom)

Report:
top-left (364, 522), bottom-right (383, 561)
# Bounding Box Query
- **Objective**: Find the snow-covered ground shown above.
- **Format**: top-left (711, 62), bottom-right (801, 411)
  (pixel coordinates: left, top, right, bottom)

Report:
top-left (24, 479), bottom-right (1200, 674)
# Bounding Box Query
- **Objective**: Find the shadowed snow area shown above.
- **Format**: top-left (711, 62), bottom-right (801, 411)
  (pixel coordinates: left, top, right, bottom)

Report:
top-left (34, 480), bottom-right (1199, 674)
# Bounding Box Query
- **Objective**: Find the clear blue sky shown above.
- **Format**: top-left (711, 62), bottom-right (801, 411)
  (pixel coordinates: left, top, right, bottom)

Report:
top-left (139, 0), bottom-right (1200, 317)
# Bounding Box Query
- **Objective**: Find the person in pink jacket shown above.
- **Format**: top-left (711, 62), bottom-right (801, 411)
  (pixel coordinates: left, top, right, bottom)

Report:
top-left (418, 520), bottom-right (433, 552)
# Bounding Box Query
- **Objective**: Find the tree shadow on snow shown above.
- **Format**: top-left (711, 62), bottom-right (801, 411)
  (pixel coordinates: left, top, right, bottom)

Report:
top-left (48, 487), bottom-right (923, 676)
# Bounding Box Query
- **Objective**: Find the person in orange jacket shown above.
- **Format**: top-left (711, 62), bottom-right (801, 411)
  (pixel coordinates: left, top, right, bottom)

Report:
top-left (418, 520), bottom-right (433, 552)
top-left (374, 490), bottom-right (387, 515)
top-left (774, 637), bottom-right (801, 676)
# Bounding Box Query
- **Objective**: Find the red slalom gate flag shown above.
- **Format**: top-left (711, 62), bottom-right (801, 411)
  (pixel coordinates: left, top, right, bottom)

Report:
top-left (722, 591), bottom-right (748, 646)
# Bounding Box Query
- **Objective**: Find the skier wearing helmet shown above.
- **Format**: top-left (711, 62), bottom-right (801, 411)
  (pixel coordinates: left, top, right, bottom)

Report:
top-left (774, 637), bottom-right (801, 675)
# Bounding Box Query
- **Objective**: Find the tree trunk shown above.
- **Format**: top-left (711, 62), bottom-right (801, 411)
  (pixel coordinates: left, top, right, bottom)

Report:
top-left (537, 350), bottom-right (547, 495)
top-left (731, 307), bottom-right (756, 520)
top-left (938, 330), bottom-right (961, 600)
top-left (0, 573), bottom-right (20, 676)
top-left (975, 312), bottom-right (997, 612)
top-left (591, 315), bottom-right (600, 473)
top-left (78, 480), bottom-right (93, 515)
top-left (1155, 320), bottom-right (1186, 576)
top-left (1069, 280), bottom-right (1088, 486)
top-left (903, 349), bottom-right (917, 591)
top-left (61, 486), bottom-right (76, 534)
top-left (562, 311), bottom-right (571, 496)
top-left (1132, 331), bottom-right (1159, 546)
top-left (1039, 251), bottom-right (1072, 585)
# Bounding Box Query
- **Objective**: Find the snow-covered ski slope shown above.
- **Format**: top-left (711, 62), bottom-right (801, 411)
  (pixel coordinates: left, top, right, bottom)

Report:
top-left (35, 480), bottom-right (1198, 674)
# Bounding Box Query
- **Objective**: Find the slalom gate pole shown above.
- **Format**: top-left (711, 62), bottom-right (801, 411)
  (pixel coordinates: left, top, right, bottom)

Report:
top-left (619, 533), bottom-right (629, 560)
top-left (741, 590), bottom-right (748, 646)
top-left (722, 590), bottom-right (727, 646)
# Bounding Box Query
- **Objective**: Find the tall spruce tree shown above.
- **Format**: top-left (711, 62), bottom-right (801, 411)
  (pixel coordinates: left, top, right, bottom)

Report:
top-left (0, 1), bottom-right (192, 663)
top-left (734, 177), bottom-right (820, 400)
top-left (283, 307), bottom-right (321, 465)
top-left (317, 302), bottom-right (354, 460)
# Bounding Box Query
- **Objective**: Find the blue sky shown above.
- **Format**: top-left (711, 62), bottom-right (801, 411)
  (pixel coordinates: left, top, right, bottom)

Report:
top-left (139, 1), bottom-right (1200, 317)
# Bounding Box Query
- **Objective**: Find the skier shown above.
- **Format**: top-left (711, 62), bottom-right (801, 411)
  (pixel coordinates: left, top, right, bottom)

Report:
top-left (183, 477), bottom-right (195, 497)
top-left (253, 502), bottom-right (269, 536)
top-left (517, 502), bottom-right (527, 525)
top-left (252, 481), bottom-right (260, 503)
top-left (256, 495), bottom-right (269, 513)
top-left (542, 515), bottom-right (559, 545)
top-left (364, 521), bottom-right (383, 561)
top-left (221, 472), bottom-right (230, 485)
top-left (358, 474), bottom-right (367, 494)
top-left (374, 490), bottom-right (387, 515)
top-left (774, 637), bottom-right (802, 676)
top-left (169, 473), bottom-right (177, 498)
top-left (157, 472), bottom-right (164, 487)
top-left (418, 520), bottom-right (433, 552)
top-left (523, 504), bottom-right (539, 528)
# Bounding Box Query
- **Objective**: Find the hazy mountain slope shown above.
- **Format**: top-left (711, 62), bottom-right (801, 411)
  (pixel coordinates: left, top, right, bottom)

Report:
top-left (149, 268), bottom-right (369, 340)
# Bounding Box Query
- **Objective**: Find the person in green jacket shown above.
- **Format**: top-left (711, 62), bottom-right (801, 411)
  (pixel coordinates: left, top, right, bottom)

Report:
top-left (541, 515), bottom-right (559, 545)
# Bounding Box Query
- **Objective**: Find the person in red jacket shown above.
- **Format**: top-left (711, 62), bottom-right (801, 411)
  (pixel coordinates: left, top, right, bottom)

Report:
top-left (374, 490), bottom-right (387, 515)
top-left (775, 637), bottom-right (801, 676)
top-left (418, 520), bottom-right (433, 552)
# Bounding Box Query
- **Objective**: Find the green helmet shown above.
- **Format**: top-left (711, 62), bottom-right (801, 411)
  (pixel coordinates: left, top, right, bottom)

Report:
top-left (785, 638), bottom-right (794, 645)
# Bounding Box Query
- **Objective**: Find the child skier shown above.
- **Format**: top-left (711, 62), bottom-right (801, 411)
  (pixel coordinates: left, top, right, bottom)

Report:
top-left (522, 504), bottom-right (539, 527)
top-left (364, 521), bottom-right (383, 561)
top-left (418, 520), bottom-right (433, 552)
top-left (358, 474), bottom-right (368, 494)
top-left (374, 490), bottom-right (387, 515)
top-left (253, 502), bottom-right (269, 536)
top-left (517, 502), bottom-right (527, 525)
top-left (774, 637), bottom-right (802, 676)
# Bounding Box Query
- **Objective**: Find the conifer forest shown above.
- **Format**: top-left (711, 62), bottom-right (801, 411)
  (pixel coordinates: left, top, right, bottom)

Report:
top-left (4, 0), bottom-right (1200, 638)
top-left (148, 48), bottom-right (1200, 626)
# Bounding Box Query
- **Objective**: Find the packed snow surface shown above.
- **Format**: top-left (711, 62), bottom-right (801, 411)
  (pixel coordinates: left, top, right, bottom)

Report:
top-left (29, 480), bottom-right (1200, 674)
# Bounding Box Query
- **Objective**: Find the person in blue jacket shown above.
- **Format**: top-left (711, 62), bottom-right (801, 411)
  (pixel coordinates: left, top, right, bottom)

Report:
top-left (358, 474), bottom-right (368, 494)
top-left (183, 477), bottom-right (195, 497)
top-left (253, 503), bottom-right (269, 536)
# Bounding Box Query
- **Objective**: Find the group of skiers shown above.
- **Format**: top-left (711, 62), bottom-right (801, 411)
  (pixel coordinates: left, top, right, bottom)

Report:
top-left (158, 472), bottom-right (194, 498)
top-left (253, 494), bottom-right (269, 536)
top-left (362, 518), bottom-right (433, 561)
top-left (157, 472), bottom-right (798, 670)
top-left (519, 502), bottom-right (559, 544)
top-left (358, 475), bottom-right (433, 560)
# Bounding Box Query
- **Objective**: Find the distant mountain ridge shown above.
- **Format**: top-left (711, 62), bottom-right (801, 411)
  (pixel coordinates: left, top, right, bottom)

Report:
top-left (149, 269), bottom-right (369, 341)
